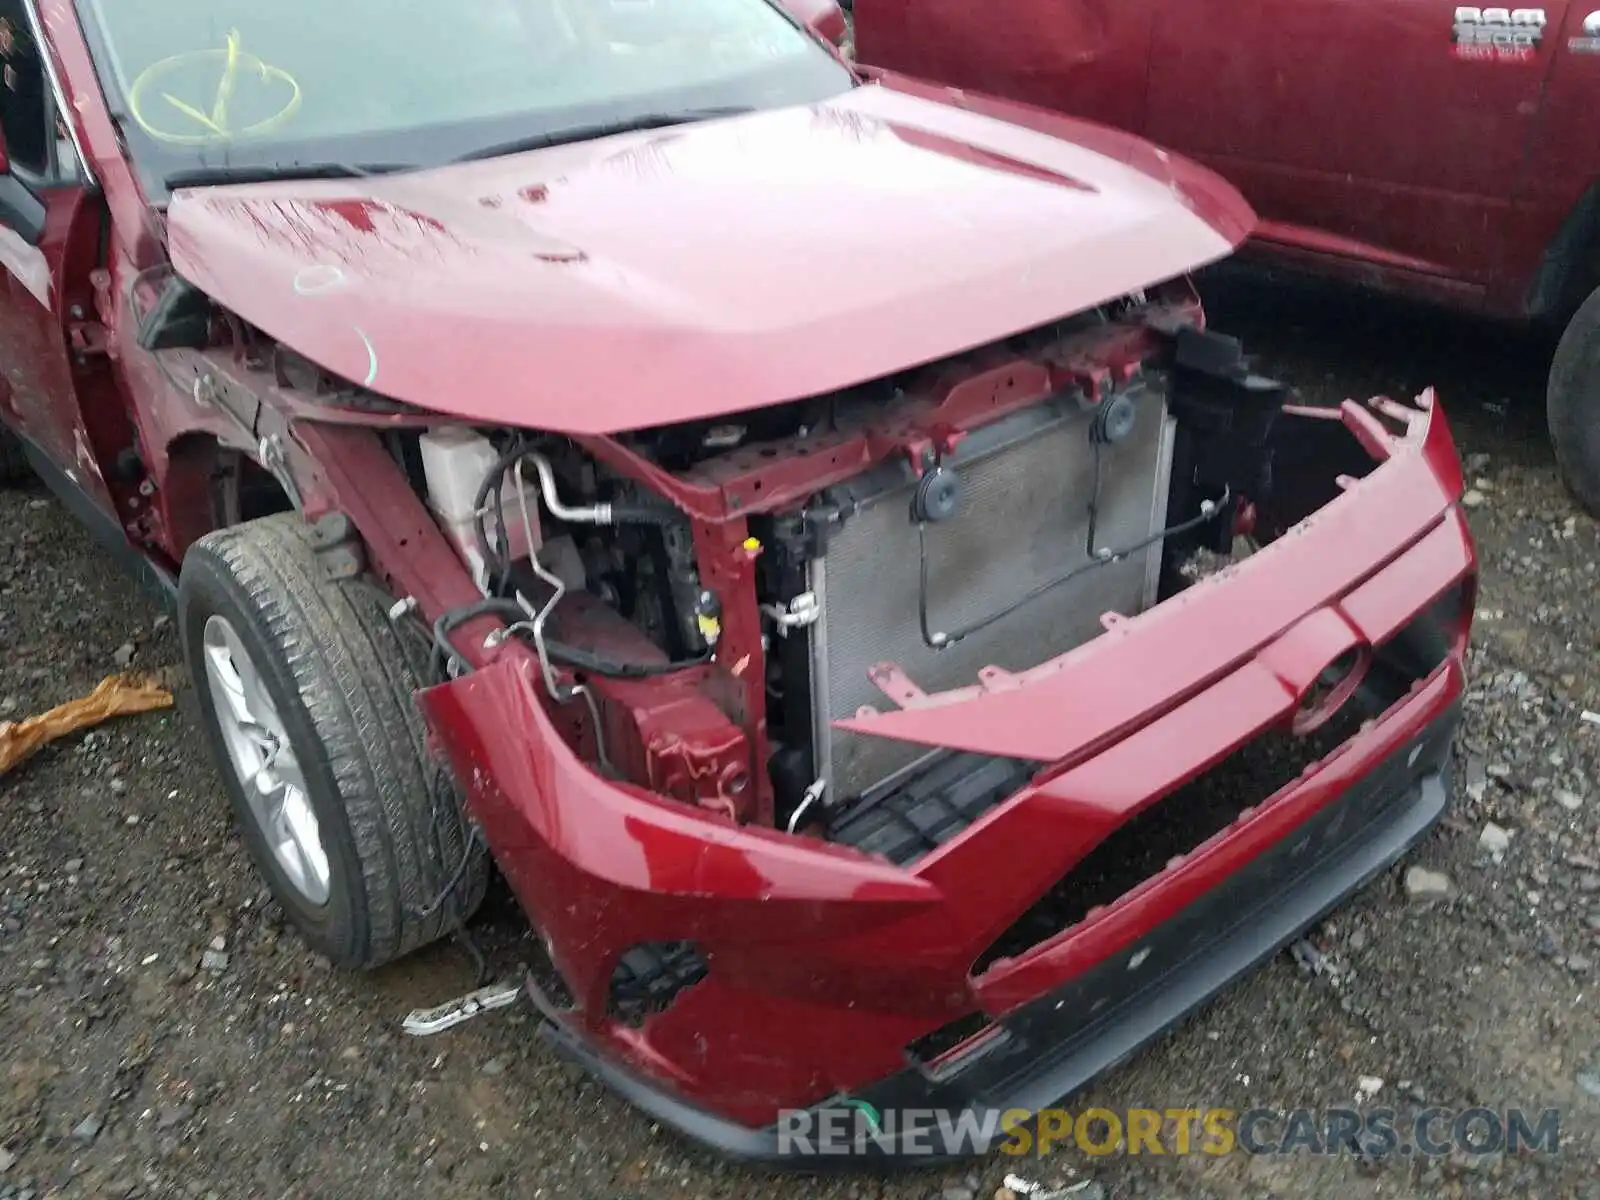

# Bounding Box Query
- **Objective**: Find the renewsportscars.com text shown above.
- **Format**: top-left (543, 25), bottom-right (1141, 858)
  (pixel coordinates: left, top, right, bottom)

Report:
top-left (775, 1104), bottom-right (1561, 1160)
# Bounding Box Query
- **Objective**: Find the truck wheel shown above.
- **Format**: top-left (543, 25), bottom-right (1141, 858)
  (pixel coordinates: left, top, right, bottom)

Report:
top-left (1549, 286), bottom-right (1600, 517)
top-left (177, 513), bottom-right (488, 969)
top-left (0, 425), bottom-right (30, 486)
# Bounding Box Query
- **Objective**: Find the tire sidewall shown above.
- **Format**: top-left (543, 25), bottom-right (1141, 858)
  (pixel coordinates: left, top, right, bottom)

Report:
top-left (178, 547), bottom-right (369, 964)
top-left (1549, 287), bottom-right (1600, 517)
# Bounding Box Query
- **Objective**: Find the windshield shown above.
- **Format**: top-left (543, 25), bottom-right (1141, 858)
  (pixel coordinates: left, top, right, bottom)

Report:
top-left (76, 0), bottom-right (853, 197)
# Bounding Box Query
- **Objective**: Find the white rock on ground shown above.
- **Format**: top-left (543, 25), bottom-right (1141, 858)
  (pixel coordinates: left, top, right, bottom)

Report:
top-left (1479, 822), bottom-right (1512, 857)
top-left (1404, 866), bottom-right (1455, 902)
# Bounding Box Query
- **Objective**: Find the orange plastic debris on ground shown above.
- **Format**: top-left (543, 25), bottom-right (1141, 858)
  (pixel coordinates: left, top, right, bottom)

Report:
top-left (0, 673), bottom-right (175, 777)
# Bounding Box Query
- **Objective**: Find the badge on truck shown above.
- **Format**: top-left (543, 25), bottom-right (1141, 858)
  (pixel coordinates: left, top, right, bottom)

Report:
top-left (1451, 6), bottom-right (1547, 60)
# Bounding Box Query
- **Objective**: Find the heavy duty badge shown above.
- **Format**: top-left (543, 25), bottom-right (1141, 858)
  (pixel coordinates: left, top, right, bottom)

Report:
top-left (1572, 9), bottom-right (1600, 53)
top-left (1452, 6), bottom-right (1547, 60)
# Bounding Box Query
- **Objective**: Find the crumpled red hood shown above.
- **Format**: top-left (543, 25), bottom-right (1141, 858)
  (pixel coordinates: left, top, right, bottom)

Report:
top-left (165, 76), bottom-right (1254, 435)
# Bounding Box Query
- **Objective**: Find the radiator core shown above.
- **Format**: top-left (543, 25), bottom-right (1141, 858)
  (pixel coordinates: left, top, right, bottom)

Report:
top-left (809, 382), bottom-right (1176, 800)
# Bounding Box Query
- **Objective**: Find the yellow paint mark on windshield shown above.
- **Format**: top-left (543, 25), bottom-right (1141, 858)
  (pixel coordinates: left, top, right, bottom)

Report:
top-left (211, 27), bottom-right (241, 132)
top-left (129, 29), bottom-right (301, 145)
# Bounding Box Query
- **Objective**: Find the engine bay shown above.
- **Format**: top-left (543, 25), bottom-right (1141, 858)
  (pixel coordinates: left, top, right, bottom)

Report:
top-left (365, 278), bottom-right (1378, 849)
top-left (137, 271), bottom-right (1385, 852)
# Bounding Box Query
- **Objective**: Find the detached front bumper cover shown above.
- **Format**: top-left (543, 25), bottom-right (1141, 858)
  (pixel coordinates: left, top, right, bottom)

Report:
top-left (419, 390), bottom-right (1474, 1163)
top-left (544, 691), bottom-right (1459, 1163)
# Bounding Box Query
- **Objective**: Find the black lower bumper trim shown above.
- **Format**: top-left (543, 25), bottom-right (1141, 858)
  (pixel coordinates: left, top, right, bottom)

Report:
top-left (539, 698), bottom-right (1460, 1166)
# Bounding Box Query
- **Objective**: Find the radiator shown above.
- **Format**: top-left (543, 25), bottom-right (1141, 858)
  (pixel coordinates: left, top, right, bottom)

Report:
top-left (809, 381), bottom-right (1176, 800)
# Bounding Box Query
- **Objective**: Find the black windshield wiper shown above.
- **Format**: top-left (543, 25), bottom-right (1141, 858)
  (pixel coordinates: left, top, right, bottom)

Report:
top-left (163, 162), bottom-right (416, 190)
top-left (452, 107), bottom-right (754, 164)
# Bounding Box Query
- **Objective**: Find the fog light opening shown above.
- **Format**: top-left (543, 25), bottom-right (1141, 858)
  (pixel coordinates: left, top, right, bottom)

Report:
top-left (606, 941), bottom-right (708, 1027)
top-left (1293, 647), bottom-right (1372, 736)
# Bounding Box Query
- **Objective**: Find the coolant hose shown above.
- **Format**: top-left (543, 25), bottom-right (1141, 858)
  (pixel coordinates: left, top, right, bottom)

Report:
top-left (471, 446), bottom-right (685, 591)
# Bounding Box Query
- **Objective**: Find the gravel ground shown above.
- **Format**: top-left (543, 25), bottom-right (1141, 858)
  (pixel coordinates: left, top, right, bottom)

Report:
top-left (5, 273), bottom-right (1600, 1200)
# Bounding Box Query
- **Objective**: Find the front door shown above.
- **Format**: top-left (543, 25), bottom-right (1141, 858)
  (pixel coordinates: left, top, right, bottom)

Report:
top-left (0, 0), bottom-right (112, 508)
top-left (1143, 0), bottom-right (1569, 285)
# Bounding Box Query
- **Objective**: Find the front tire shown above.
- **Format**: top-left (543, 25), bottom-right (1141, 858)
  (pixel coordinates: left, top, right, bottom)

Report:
top-left (1549, 285), bottom-right (1600, 518)
top-left (178, 513), bottom-right (487, 969)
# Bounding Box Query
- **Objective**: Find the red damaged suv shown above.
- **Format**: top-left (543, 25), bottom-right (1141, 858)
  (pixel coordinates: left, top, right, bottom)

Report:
top-left (0, 0), bottom-right (1473, 1161)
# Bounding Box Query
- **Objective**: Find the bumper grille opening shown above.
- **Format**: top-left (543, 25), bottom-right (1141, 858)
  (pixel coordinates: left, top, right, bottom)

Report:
top-left (973, 599), bottom-right (1458, 975)
top-left (973, 707), bottom-right (1367, 974)
top-left (828, 752), bottom-right (1037, 865)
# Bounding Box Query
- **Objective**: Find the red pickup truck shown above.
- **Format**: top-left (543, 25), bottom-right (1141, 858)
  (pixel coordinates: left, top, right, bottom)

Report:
top-left (853, 0), bottom-right (1600, 513)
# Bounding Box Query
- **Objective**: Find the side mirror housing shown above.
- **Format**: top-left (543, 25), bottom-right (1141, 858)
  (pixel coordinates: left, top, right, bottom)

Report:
top-left (0, 129), bottom-right (46, 246)
top-left (780, 0), bottom-right (848, 47)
